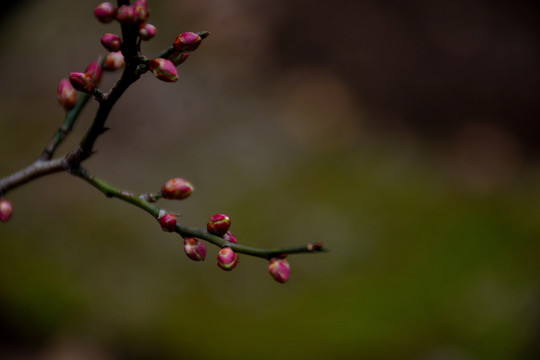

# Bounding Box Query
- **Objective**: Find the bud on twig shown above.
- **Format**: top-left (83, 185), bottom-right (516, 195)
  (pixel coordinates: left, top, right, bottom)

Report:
top-left (139, 23), bottom-right (157, 40)
top-left (57, 78), bottom-right (77, 110)
top-left (184, 237), bottom-right (207, 261)
top-left (223, 231), bottom-right (238, 244)
top-left (85, 60), bottom-right (103, 84)
top-left (94, 2), bottom-right (117, 23)
top-left (207, 213), bottom-right (231, 236)
top-left (0, 199), bottom-right (13, 223)
top-left (172, 32), bottom-right (202, 52)
top-left (149, 58), bottom-right (178, 82)
top-left (100, 33), bottom-right (122, 52)
top-left (161, 178), bottom-right (194, 200)
top-left (103, 51), bottom-right (125, 71)
top-left (268, 258), bottom-right (290, 283)
top-left (69, 72), bottom-right (95, 93)
top-left (217, 247), bottom-right (238, 271)
top-left (158, 213), bottom-right (177, 232)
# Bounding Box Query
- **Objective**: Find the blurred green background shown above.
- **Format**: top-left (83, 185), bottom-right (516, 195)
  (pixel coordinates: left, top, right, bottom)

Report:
top-left (1, 1), bottom-right (539, 359)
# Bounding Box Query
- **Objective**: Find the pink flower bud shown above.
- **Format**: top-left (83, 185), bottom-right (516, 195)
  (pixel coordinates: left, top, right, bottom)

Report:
top-left (161, 178), bottom-right (194, 200)
top-left (85, 60), bottom-right (102, 84)
top-left (94, 2), bottom-right (117, 23)
top-left (139, 23), bottom-right (157, 40)
top-left (184, 237), bottom-right (207, 261)
top-left (116, 4), bottom-right (137, 24)
top-left (57, 78), bottom-right (77, 110)
top-left (103, 51), bottom-right (125, 71)
top-left (168, 52), bottom-right (190, 66)
top-left (217, 247), bottom-right (238, 271)
top-left (69, 72), bottom-right (95, 93)
top-left (0, 199), bottom-right (13, 223)
top-left (149, 58), bottom-right (178, 82)
top-left (172, 32), bottom-right (202, 52)
top-left (158, 213), bottom-right (177, 232)
top-left (207, 213), bottom-right (231, 236)
top-left (133, 0), bottom-right (149, 23)
top-left (101, 33), bottom-right (122, 52)
top-left (268, 258), bottom-right (290, 284)
top-left (223, 231), bottom-right (238, 244)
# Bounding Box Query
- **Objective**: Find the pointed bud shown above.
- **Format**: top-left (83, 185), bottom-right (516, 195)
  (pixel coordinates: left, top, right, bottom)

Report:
top-left (139, 23), bottom-right (156, 40)
top-left (158, 213), bottom-right (177, 232)
top-left (172, 32), bottom-right (202, 52)
top-left (217, 247), bottom-right (238, 271)
top-left (168, 52), bottom-right (190, 66)
top-left (207, 213), bottom-right (231, 236)
top-left (268, 258), bottom-right (290, 284)
top-left (116, 5), bottom-right (137, 24)
top-left (103, 51), bottom-right (125, 71)
top-left (223, 231), bottom-right (238, 244)
top-left (149, 58), bottom-right (178, 82)
top-left (101, 33), bottom-right (122, 52)
top-left (184, 237), bottom-right (207, 261)
top-left (69, 72), bottom-right (95, 93)
top-left (57, 78), bottom-right (77, 110)
top-left (133, 0), bottom-right (149, 23)
top-left (94, 2), bottom-right (117, 23)
top-left (85, 60), bottom-right (102, 84)
top-left (0, 199), bottom-right (13, 223)
top-left (161, 178), bottom-right (194, 200)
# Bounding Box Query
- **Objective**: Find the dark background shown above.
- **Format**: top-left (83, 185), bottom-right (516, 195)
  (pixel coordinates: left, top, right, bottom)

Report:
top-left (1, 1), bottom-right (539, 359)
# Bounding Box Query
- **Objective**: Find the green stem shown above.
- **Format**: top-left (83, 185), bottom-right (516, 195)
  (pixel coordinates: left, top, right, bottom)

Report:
top-left (73, 167), bottom-right (327, 260)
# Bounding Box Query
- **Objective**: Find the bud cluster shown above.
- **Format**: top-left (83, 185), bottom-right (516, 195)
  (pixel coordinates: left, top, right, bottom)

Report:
top-left (94, 1), bottom-right (155, 48)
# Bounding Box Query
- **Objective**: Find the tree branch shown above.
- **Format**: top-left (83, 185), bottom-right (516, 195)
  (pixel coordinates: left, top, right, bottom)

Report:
top-left (0, 158), bottom-right (65, 195)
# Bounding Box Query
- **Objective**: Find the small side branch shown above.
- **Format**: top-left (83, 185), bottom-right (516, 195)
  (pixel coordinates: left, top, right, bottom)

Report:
top-left (73, 168), bottom-right (327, 260)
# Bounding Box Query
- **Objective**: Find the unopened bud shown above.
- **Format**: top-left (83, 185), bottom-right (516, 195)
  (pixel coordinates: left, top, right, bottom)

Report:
top-left (133, 0), bottom-right (149, 23)
top-left (184, 237), bottom-right (207, 261)
top-left (85, 60), bottom-right (102, 84)
top-left (268, 258), bottom-right (290, 284)
top-left (161, 178), bottom-right (194, 200)
top-left (94, 2), bottom-right (117, 23)
top-left (223, 231), bottom-right (238, 244)
top-left (172, 32), bottom-right (202, 52)
top-left (139, 23), bottom-right (156, 40)
top-left (217, 247), bottom-right (238, 271)
top-left (57, 78), bottom-right (77, 110)
top-left (149, 58), bottom-right (178, 82)
top-left (158, 213), bottom-right (177, 232)
top-left (101, 33), bottom-right (122, 52)
top-left (168, 52), bottom-right (190, 66)
top-left (0, 199), bottom-right (13, 223)
top-left (103, 51), bottom-right (125, 71)
top-left (116, 4), bottom-right (137, 24)
top-left (69, 72), bottom-right (95, 93)
top-left (207, 213), bottom-right (231, 236)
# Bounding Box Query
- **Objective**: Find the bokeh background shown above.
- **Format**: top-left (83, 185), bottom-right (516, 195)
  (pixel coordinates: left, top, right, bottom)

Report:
top-left (1, 0), bottom-right (539, 359)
